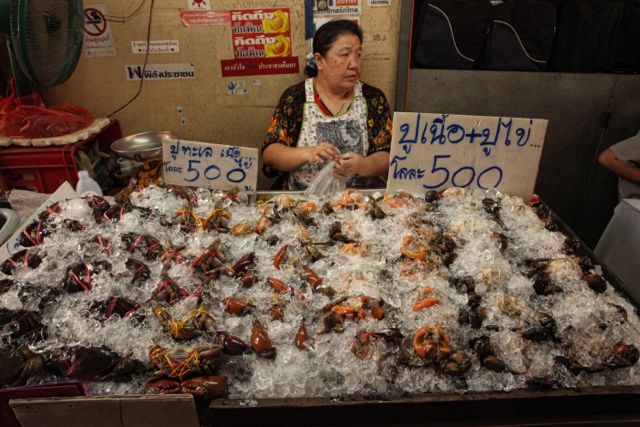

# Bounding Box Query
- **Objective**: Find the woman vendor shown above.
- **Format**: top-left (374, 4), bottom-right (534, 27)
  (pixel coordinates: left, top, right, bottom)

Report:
top-left (262, 20), bottom-right (392, 190)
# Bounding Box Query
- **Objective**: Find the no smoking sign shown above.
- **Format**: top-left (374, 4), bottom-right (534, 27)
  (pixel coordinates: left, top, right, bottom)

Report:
top-left (84, 7), bottom-right (107, 37)
top-left (82, 5), bottom-right (115, 57)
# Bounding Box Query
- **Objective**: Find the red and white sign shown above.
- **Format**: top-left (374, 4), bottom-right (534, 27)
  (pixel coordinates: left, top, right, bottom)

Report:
top-left (180, 10), bottom-right (230, 26)
top-left (221, 8), bottom-right (297, 76)
top-left (83, 4), bottom-right (116, 57)
top-left (220, 57), bottom-right (299, 77)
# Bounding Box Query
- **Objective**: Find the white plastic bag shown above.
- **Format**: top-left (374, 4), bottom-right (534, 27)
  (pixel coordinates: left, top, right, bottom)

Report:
top-left (303, 161), bottom-right (346, 198)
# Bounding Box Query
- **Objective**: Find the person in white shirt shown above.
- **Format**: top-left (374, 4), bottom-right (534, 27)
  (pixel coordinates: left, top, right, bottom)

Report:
top-left (598, 132), bottom-right (640, 201)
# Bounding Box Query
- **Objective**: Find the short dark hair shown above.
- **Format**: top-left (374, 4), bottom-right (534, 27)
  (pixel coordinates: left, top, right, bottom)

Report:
top-left (305, 20), bottom-right (363, 77)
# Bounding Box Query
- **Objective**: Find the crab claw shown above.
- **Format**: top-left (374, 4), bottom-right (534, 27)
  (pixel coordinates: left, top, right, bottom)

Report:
top-left (145, 378), bottom-right (180, 394)
top-left (273, 244), bottom-right (289, 269)
top-left (180, 375), bottom-right (229, 398)
top-left (251, 320), bottom-right (277, 359)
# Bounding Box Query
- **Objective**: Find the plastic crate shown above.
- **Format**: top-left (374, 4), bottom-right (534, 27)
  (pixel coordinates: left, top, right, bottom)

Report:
top-left (0, 120), bottom-right (122, 194)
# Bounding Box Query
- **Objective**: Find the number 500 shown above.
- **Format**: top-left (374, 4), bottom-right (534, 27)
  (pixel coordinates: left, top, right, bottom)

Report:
top-left (422, 155), bottom-right (503, 190)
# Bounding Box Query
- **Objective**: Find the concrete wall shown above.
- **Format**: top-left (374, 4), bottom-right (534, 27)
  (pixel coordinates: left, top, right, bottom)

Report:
top-left (43, 0), bottom-right (402, 189)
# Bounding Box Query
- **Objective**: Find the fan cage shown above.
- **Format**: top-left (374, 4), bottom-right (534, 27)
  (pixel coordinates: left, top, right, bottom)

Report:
top-left (9, 0), bottom-right (84, 88)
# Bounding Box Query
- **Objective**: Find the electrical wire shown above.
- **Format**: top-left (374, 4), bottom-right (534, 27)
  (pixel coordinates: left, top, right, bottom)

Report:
top-left (107, 0), bottom-right (154, 118)
top-left (106, 0), bottom-right (147, 23)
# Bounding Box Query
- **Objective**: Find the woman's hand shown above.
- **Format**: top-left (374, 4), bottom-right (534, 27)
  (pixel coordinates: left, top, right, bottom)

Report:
top-left (304, 142), bottom-right (341, 164)
top-left (333, 152), bottom-right (367, 180)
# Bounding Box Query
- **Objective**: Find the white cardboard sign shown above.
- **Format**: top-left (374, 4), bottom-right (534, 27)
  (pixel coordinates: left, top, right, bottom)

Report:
top-left (162, 140), bottom-right (258, 192)
top-left (387, 112), bottom-right (548, 201)
top-left (0, 182), bottom-right (77, 263)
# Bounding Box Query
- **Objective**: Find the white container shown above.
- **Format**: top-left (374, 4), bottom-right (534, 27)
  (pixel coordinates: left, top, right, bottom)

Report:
top-left (76, 170), bottom-right (103, 197)
top-left (0, 208), bottom-right (20, 246)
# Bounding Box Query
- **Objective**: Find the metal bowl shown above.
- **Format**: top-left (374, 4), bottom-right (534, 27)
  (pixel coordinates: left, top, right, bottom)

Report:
top-left (111, 131), bottom-right (178, 160)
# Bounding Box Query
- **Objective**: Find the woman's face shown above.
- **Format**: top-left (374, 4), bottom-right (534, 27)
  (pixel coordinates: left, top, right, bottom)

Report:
top-left (315, 32), bottom-right (362, 93)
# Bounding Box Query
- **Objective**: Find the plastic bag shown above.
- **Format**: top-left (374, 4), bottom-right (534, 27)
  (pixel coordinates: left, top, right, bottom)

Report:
top-left (303, 161), bottom-right (346, 198)
top-left (0, 80), bottom-right (93, 139)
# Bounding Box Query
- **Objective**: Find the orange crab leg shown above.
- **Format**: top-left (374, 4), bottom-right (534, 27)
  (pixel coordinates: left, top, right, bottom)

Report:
top-left (413, 297), bottom-right (440, 312)
top-left (330, 305), bottom-right (364, 319)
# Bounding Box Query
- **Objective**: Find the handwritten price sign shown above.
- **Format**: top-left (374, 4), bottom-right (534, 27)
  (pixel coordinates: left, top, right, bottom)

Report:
top-left (162, 139), bottom-right (258, 192)
top-left (387, 112), bottom-right (548, 201)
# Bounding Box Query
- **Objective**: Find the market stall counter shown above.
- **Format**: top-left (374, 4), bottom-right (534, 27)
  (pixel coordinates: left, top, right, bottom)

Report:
top-left (1, 186), bottom-right (640, 427)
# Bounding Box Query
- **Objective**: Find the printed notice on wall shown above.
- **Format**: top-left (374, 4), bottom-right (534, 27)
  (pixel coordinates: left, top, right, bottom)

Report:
top-left (313, 1), bottom-right (360, 38)
top-left (83, 4), bottom-right (116, 57)
top-left (387, 112), bottom-right (548, 201)
top-left (221, 8), bottom-right (299, 77)
top-left (368, 0), bottom-right (391, 6)
top-left (125, 63), bottom-right (196, 81)
top-left (163, 140), bottom-right (258, 192)
top-left (314, 0), bottom-right (361, 15)
top-left (131, 40), bottom-right (180, 54)
top-left (181, 10), bottom-right (231, 26)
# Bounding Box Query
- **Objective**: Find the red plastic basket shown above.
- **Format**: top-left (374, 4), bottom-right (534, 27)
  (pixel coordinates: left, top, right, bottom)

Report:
top-left (0, 120), bottom-right (122, 194)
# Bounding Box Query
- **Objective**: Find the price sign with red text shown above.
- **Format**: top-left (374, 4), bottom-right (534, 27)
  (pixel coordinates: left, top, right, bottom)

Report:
top-left (387, 112), bottom-right (548, 201)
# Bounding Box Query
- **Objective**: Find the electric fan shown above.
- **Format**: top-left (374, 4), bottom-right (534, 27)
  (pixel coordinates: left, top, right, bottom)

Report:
top-left (0, 0), bottom-right (85, 92)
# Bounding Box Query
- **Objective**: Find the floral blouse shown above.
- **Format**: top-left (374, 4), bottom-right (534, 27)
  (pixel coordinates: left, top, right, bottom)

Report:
top-left (261, 80), bottom-right (393, 188)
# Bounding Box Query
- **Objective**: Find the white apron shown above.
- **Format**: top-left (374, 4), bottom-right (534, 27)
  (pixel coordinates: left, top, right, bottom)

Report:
top-left (287, 78), bottom-right (369, 190)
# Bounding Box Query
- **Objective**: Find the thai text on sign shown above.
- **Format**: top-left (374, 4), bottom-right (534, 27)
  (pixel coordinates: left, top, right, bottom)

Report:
top-left (230, 9), bottom-right (292, 59)
top-left (162, 140), bottom-right (258, 192)
top-left (387, 112), bottom-right (548, 201)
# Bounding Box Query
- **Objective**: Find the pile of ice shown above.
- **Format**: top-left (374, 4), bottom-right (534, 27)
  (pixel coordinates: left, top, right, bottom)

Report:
top-left (1, 185), bottom-right (639, 399)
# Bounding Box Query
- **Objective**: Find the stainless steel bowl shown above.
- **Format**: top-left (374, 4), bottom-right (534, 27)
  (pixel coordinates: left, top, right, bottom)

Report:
top-left (111, 131), bottom-right (178, 160)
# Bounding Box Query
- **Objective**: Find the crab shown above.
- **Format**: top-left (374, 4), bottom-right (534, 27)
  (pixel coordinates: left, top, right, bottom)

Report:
top-left (322, 295), bottom-right (385, 331)
top-left (1, 249), bottom-right (43, 275)
top-left (145, 375), bottom-right (229, 399)
top-left (0, 308), bottom-right (47, 343)
top-left (61, 261), bottom-right (111, 293)
top-left (153, 306), bottom-right (216, 341)
top-left (190, 239), bottom-right (234, 277)
top-left (148, 343), bottom-right (223, 380)
top-left (0, 345), bottom-right (45, 386)
top-left (251, 320), bottom-right (276, 359)
top-left (122, 233), bottom-right (164, 260)
top-left (412, 325), bottom-right (451, 364)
